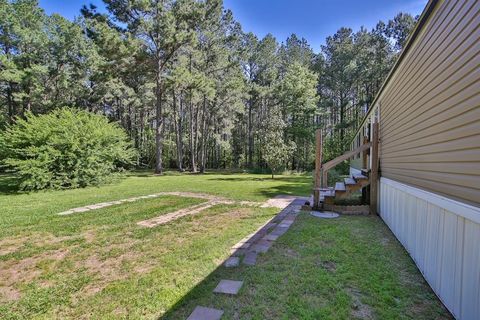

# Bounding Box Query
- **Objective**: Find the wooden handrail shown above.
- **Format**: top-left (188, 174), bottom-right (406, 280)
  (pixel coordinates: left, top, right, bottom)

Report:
top-left (322, 142), bottom-right (372, 171)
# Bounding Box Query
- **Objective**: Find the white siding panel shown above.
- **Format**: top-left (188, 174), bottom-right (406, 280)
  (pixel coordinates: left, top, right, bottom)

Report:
top-left (461, 221), bottom-right (480, 319)
top-left (453, 216), bottom-right (465, 317)
top-left (440, 210), bottom-right (458, 309)
top-left (379, 177), bottom-right (480, 320)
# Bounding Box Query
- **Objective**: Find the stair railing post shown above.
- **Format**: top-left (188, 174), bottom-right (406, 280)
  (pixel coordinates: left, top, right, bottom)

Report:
top-left (370, 122), bottom-right (379, 215)
top-left (322, 169), bottom-right (328, 189)
top-left (362, 135), bottom-right (369, 169)
top-left (362, 135), bottom-right (369, 203)
top-left (313, 129), bottom-right (322, 209)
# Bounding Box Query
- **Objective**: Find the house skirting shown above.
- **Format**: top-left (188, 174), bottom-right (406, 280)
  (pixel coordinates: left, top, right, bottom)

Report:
top-left (379, 177), bottom-right (480, 320)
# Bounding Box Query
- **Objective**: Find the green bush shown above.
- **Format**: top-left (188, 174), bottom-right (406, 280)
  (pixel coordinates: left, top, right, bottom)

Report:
top-left (0, 108), bottom-right (137, 190)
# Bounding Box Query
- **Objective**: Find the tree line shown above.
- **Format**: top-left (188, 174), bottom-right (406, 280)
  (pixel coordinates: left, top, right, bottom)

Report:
top-left (0, 0), bottom-right (416, 174)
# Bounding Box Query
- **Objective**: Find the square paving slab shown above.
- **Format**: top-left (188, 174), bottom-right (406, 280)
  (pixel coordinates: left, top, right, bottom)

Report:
top-left (251, 242), bottom-right (271, 253)
top-left (263, 234), bottom-right (279, 241)
top-left (224, 257), bottom-right (240, 268)
top-left (271, 226), bottom-right (289, 236)
top-left (213, 280), bottom-right (243, 295)
top-left (243, 252), bottom-right (257, 266)
top-left (187, 306), bottom-right (224, 320)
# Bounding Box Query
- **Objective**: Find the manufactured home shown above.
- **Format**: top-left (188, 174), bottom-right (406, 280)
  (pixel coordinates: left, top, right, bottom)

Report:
top-left (316, 0), bottom-right (480, 319)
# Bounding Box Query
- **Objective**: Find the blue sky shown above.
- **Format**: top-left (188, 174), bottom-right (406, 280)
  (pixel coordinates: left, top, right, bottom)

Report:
top-left (39, 0), bottom-right (427, 52)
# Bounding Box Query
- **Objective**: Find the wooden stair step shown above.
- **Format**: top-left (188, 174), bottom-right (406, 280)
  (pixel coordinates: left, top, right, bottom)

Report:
top-left (353, 174), bottom-right (368, 181)
top-left (335, 182), bottom-right (346, 192)
top-left (344, 177), bottom-right (357, 185)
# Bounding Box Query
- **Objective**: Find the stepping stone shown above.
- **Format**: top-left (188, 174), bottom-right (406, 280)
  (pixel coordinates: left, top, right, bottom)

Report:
top-left (224, 257), bottom-right (240, 268)
top-left (271, 227), bottom-right (289, 236)
top-left (263, 234), bottom-right (279, 241)
top-left (230, 248), bottom-right (247, 256)
top-left (86, 204), bottom-right (106, 210)
top-left (213, 280), bottom-right (243, 295)
top-left (265, 222), bottom-right (277, 229)
top-left (58, 210), bottom-right (74, 215)
top-left (187, 306), bottom-right (224, 320)
top-left (232, 241), bottom-right (250, 249)
top-left (280, 219), bottom-right (294, 225)
top-left (251, 242), bottom-right (271, 253)
top-left (243, 252), bottom-right (257, 266)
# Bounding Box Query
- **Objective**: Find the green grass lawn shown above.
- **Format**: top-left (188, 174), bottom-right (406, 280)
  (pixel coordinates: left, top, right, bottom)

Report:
top-left (163, 214), bottom-right (452, 320)
top-left (0, 171), bottom-right (451, 319)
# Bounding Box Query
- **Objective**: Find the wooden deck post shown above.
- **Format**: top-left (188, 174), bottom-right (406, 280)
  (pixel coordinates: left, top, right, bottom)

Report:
top-left (313, 129), bottom-right (322, 209)
top-left (362, 135), bottom-right (369, 203)
top-left (370, 122), bottom-right (379, 215)
top-left (362, 135), bottom-right (369, 169)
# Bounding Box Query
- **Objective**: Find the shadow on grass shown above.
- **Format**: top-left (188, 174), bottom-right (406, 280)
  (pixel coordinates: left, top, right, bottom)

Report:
top-left (158, 263), bottom-right (230, 320)
top-left (157, 213), bottom-right (454, 320)
top-left (157, 206), bottom-right (288, 320)
top-left (206, 176), bottom-right (312, 199)
top-left (128, 169), bottom-right (312, 178)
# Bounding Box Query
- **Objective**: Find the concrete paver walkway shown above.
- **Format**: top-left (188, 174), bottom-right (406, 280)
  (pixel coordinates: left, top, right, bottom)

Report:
top-left (187, 306), bottom-right (224, 320)
top-left (227, 196), bottom-right (306, 267)
top-left (186, 195), bottom-right (307, 319)
top-left (213, 280), bottom-right (243, 295)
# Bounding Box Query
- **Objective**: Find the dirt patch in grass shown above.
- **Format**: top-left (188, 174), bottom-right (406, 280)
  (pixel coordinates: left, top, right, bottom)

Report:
top-left (0, 248), bottom-right (69, 301)
top-left (0, 286), bottom-right (21, 302)
top-left (282, 248), bottom-right (300, 259)
top-left (0, 234), bottom-right (31, 256)
top-left (347, 287), bottom-right (374, 319)
top-left (74, 240), bottom-right (157, 296)
top-left (0, 232), bottom-right (83, 257)
top-left (320, 260), bottom-right (337, 272)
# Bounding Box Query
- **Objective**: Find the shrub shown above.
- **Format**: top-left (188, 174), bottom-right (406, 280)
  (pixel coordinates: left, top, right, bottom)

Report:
top-left (0, 108), bottom-right (137, 190)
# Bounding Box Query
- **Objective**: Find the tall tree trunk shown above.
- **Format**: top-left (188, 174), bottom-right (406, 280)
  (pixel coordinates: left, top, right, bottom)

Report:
top-left (172, 88), bottom-right (184, 171)
top-left (199, 96), bottom-right (208, 173)
top-left (6, 85), bottom-right (14, 123)
top-left (189, 93), bottom-right (197, 172)
top-left (247, 97), bottom-right (254, 168)
top-left (154, 57), bottom-right (164, 174)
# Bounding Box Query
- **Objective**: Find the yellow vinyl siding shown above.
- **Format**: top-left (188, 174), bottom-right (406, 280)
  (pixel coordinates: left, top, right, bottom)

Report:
top-left (378, 0), bottom-right (480, 207)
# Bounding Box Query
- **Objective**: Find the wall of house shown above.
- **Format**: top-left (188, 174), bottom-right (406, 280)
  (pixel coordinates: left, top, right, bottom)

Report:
top-left (379, 177), bottom-right (480, 319)
top-left (378, 0), bottom-right (480, 207)
top-left (354, 1), bottom-right (480, 318)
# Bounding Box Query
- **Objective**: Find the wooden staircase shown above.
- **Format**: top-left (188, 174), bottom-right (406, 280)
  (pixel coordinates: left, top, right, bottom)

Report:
top-left (321, 173), bottom-right (369, 205)
top-left (313, 122), bottom-right (379, 214)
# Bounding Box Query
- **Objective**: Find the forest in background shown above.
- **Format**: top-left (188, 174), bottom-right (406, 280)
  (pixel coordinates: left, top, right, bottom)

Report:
top-left (0, 0), bottom-right (417, 174)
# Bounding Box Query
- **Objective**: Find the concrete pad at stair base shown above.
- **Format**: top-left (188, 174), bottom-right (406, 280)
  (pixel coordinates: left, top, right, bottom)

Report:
top-left (310, 211), bottom-right (339, 219)
top-left (213, 280), bottom-right (243, 295)
top-left (187, 306), bottom-right (224, 320)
